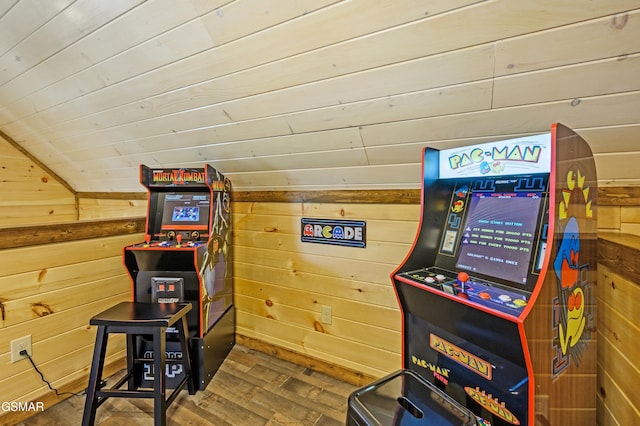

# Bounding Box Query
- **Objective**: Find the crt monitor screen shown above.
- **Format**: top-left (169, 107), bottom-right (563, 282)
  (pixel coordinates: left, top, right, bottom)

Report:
top-left (160, 192), bottom-right (210, 230)
top-left (456, 191), bottom-right (543, 286)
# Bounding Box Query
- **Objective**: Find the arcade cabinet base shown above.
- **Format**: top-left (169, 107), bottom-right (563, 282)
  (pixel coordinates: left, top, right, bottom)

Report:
top-left (347, 369), bottom-right (478, 426)
top-left (192, 305), bottom-right (235, 391)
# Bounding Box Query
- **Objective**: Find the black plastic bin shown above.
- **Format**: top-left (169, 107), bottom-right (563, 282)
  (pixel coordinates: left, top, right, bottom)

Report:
top-left (347, 369), bottom-right (479, 426)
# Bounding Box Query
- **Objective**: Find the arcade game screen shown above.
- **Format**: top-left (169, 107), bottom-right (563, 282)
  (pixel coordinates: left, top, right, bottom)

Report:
top-left (455, 191), bottom-right (543, 287)
top-left (160, 192), bottom-right (210, 230)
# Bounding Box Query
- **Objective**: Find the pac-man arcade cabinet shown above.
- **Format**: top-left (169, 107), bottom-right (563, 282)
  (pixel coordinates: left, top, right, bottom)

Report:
top-left (392, 123), bottom-right (597, 425)
top-left (124, 164), bottom-right (233, 391)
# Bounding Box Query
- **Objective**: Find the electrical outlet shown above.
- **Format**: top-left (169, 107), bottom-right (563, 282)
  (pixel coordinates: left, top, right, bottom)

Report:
top-left (321, 305), bottom-right (332, 325)
top-left (10, 335), bottom-right (32, 363)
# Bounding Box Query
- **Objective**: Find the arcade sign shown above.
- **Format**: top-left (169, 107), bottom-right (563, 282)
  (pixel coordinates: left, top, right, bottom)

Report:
top-left (439, 133), bottom-right (552, 179)
top-left (301, 218), bottom-right (366, 248)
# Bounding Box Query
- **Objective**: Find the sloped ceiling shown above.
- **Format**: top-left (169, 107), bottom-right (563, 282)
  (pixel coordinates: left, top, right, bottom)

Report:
top-left (0, 0), bottom-right (639, 193)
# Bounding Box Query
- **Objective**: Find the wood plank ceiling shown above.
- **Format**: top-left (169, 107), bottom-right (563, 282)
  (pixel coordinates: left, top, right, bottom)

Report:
top-left (0, 0), bottom-right (639, 193)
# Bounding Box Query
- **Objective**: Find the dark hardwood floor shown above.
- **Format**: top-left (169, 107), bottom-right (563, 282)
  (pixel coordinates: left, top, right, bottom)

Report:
top-left (18, 345), bottom-right (357, 425)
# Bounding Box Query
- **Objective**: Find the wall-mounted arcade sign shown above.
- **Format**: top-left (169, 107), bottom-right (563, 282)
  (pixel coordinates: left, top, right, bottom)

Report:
top-left (301, 218), bottom-right (366, 248)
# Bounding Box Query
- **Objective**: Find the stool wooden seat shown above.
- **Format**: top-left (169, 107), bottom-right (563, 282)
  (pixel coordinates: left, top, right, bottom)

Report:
top-left (81, 302), bottom-right (195, 426)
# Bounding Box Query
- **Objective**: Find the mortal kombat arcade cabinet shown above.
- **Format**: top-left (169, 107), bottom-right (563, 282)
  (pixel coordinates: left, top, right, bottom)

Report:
top-left (124, 164), bottom-right (234, 391)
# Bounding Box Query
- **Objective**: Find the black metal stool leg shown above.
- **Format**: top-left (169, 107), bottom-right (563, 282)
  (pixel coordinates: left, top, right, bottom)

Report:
top-left (153, 327), bottom-right (167, 426)
top-left (126, 333), bottom-right (136, 390)
top-left (82, 325), bottom-right (109, 426)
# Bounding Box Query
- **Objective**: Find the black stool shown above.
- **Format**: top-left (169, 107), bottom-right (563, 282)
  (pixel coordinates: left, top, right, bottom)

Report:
top-left (82, 302), bottom-right (195, 426)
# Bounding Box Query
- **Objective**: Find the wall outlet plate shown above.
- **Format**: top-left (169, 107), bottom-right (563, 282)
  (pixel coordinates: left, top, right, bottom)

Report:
top-left (321, 305), bottom-right (332, 325)
top-left (10, 335), bottom-right (32, 363)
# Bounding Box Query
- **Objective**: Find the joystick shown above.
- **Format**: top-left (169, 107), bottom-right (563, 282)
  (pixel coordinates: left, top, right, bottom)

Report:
top-left (457, 272), bottom-right (469, 299)
top-left (457, 272), bottom-right (469, 286)
top-left (176, 233), bottom-right (183, 248)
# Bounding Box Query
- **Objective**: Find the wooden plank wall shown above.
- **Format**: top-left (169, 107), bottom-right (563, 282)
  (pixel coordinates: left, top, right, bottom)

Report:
top-left (75, 186), bottom-right (640, 235)
top-left (0, 233), bottom-right (143, 424)
top-left (597, 233), bottom-right (640, 426)
top-left (0, 132), bottom-right (76, 225)
top-left (0, 137), bottom-right (146, 423)
top-left (232, 199), bottom-right (416, 379)
top-left (599, 187), bottom-right (640, 236)
top-left (78, 192), bottom-right (147, 221)
top-left (596, 189), bottom-right (640, 426)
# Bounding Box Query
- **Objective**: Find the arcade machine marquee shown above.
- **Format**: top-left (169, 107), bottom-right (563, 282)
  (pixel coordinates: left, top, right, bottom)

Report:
top-left (392, 124), bottom-right (597, 425)
top-left (124, 164), bottom-right (234, 391)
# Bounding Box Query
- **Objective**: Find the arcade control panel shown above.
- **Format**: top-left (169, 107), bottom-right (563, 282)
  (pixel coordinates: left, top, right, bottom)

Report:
top-left (162, 229), bottom-right (206, 243)
top-left (133, 232), bottom-right (207, 249)
top-left (397, 267), bottom-right (528, 317)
